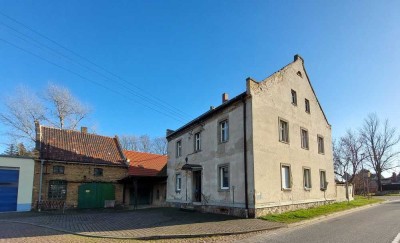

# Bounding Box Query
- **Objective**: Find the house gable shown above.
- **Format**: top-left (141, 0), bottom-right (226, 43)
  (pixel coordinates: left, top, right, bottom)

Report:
top-left (36, 124), bottom-right (127, 166)
top-left (247, 55), bottom-right (330, 128)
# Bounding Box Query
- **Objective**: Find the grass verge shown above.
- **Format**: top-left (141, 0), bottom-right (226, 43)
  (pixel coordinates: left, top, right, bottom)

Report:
top-left (261, 196), bottom-right (383, 224)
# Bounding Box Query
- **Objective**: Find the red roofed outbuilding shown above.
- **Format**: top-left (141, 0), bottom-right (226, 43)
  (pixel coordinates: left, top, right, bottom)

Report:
top-left (121, 150), bottom-right (167, 207)
top-left (33, 122), bottom-right (128, 210)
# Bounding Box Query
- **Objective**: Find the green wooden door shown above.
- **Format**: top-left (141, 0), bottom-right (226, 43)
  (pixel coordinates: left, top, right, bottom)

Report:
top-left (78, 183), bottom-right (115, 209)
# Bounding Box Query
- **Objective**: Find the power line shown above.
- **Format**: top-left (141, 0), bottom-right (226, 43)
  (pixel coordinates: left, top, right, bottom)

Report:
top-left (0, 11), bottom-right (191, 119)
top-left (0, 38), bottom-right (186, 123)
top-left (0, 21), bottom-right (188, 120)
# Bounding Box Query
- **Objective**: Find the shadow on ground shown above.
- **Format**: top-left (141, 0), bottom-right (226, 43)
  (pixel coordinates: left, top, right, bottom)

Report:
top-left (0, 207), bottom-right (284, 240)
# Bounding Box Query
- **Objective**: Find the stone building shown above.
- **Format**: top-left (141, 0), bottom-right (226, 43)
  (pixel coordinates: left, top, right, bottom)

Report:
top-left (166, 55), bottom-right (336, 218)
top-left (33, 122), bottom-right (128, 209)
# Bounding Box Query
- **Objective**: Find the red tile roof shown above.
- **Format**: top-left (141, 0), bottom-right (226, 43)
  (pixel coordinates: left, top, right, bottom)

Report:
top-left (38, 126), bottom-right (126, 166)
top-left (124, 150), bottom-right (167, 177)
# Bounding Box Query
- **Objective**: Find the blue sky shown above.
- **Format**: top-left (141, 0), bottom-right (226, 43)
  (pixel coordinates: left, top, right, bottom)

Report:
top-left (1, 1), bottom-right (400, 173)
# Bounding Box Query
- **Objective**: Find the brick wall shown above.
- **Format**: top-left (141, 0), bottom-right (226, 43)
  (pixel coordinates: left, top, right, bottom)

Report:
top-left (32, 160), bottom-right (128, 209)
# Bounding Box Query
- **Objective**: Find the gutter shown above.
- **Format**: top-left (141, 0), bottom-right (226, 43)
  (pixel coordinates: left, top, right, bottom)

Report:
top-left (242, 96), bottom-right (249, 218)
top-left (38, 159), bottom-right (44, 210)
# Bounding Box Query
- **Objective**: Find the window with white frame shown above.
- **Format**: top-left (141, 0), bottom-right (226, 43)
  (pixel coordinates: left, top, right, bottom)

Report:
top-left (219, 120), bottom-right (229, 143)
top-left (176, 174), bottom-right (182, 192)
top-left (281, 164), bottom-right (291, 190)
top-left (320, 170), bottom-right (327, 190)
top-left (279, 119), bottom-right (289, 143)
top-left (303, 168), bottom-right (312, 189)
top-left (318, 135), bottom-right (325, 154)
top-left (194, 132), bottom-right (201, 152)
top-left (219, 165), bottom-right (229, 190)
top-left (305, 98), bottom-right (310, 113)
top-left (176, 140), bottom-right (182, 157)
top-left (301, 128), bottom-right (309, 149)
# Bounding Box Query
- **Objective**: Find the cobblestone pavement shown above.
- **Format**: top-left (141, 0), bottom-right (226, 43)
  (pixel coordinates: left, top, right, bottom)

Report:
top-left (0, 221), bottom-right (273, 243)
top-left (0, 208), bottom-right (284, 240)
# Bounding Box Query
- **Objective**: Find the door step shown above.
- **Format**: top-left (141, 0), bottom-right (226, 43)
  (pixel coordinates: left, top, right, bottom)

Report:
top-left (180, 204), bottom-right (196, 212)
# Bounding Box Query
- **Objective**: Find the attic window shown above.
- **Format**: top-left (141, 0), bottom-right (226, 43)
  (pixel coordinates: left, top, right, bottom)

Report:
top-left (297, 71), bottom-right (302, 78)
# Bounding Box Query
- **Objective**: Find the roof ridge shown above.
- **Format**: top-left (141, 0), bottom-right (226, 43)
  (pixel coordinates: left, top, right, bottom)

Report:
top-left (123, 150), bottom-right (167, 156)
top-left (40, 125), bottom-right (116, 140)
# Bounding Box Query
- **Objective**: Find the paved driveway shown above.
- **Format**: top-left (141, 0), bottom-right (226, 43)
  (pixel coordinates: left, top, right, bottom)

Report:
top-left (0, 208), bottom-right (284, 240)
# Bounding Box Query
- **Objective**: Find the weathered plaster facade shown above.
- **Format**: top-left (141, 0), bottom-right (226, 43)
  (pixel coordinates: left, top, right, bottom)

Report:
top-left (167, 96), bottom-right (254, 216)
top-left (167, 55), bottom-right (338, 217)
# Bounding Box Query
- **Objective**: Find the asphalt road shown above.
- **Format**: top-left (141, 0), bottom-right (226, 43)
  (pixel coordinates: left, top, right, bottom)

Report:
top-left (242, 198), bottom-right (400, 243)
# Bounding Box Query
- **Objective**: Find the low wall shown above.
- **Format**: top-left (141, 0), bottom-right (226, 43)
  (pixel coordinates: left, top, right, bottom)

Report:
top-left (254, 199), bottom-right (335, 217)
top-left (336, 184), bottom-right (354, 202)
top-left (169, 202), bottom-right (249, 218)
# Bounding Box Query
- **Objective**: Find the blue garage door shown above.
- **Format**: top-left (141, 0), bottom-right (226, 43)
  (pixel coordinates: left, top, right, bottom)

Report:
top-left (0, 168), bottom-right (19, 212)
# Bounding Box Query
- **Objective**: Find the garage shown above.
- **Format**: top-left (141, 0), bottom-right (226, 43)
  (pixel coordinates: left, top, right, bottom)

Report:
top-left (0, 168), bottom-right (19, 212)
top-left (0, 156), bottom-right (34, 212)
top-left (78, 183), bottom-right (115, 209)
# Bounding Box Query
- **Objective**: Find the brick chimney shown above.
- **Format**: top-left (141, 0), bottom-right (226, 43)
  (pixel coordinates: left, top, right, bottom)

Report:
top-left (34, 120), bottom-right (41, 151)
top-left (166, 129), bottom-right (175, 137)
top-left (294, 54), bottom-right (304, 63)
top-left (222, 93), bottom-right (229, 103)
top-left (81, 127), bottom-right (88, 133)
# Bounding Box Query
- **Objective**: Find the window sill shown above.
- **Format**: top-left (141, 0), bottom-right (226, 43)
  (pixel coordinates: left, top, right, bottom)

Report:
top-left (279, 140), bottom-right (290, 144)
top-left (176, 190), bottom-right (181, 193)
top-left (282, 188), bottom-right (292, 191)
top-left (219, 188), bottom-right (230, 192)
top-left (318, 152), bottom-right (325, 155)
top-left (320, 188), bottom-right (327, 191)
top-left (219, 140), bottom-right (229, 144)
top-left (292, 103), bottom-right (297, 106)
top-left (301, 147), bottom-right (309, 150)
top-left (304, 187), bottom-right (312, 191)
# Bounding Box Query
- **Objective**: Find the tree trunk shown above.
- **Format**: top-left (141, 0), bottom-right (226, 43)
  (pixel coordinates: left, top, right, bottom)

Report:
top-left (376, 172), bottom-right (382, 192)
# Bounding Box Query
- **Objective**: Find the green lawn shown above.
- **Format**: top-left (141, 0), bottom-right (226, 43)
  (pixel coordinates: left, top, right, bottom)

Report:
top-left (261, 196), bottom-right (383, 224)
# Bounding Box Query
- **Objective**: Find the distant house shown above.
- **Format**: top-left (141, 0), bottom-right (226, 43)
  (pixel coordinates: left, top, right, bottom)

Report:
top-left (33, 122), bottom-right (128, 209)
top-left (120, 151), bottom-right (167, 207)
top-left (166, 55), bottom-right (337, 218)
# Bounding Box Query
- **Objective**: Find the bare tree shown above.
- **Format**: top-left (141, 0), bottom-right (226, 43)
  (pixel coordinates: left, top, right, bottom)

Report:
top-left (44, 83), bottom-right (89, 129)
top-left (120, 135), bottom-right (139, 151)
top-left (138, 135), bottom-right (151, 152)
top-left (0, 86), bottom-right (46, 142)
top-left (0, 84), bottom-right (90, 148)
top-left (360, 113), bottom-right (400, 191)
top-left (152, 137), bottom-right (167, 155)
top-left (333, 138), bottom-right (351, 181)
top-left (119, 134), bottom-right (167, 155)
top-left (340, 130), bottom-right (365, 183)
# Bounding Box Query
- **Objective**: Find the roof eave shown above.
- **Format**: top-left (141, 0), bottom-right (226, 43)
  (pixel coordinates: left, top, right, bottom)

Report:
top-left (167, 92), bottom-right (247, 140)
